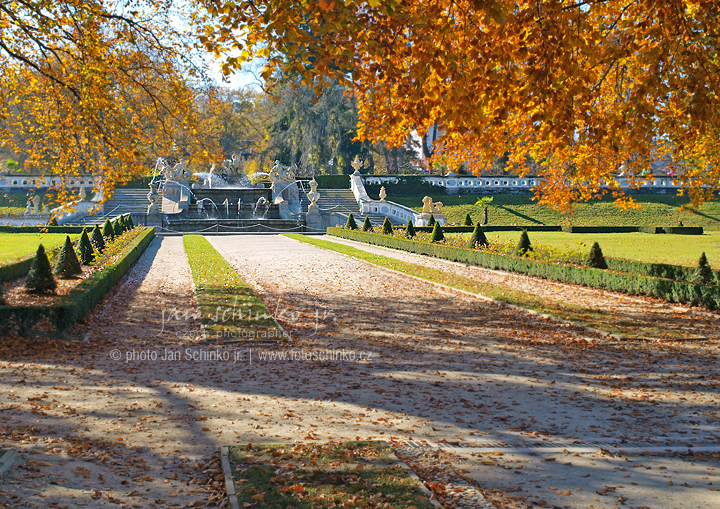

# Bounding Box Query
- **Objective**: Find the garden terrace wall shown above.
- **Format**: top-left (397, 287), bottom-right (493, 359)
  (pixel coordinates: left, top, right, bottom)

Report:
top-left (0, 226), bottom-right (86, 234)
top-left (327, 228), bottom-right (720, 309)
top-left (0, 227), bottom-right (155, 335)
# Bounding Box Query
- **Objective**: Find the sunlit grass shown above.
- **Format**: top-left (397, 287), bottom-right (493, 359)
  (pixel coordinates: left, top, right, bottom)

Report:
top-left (0, 233), bottom-right (80, 264)
top-left (448, 231), bottom-right (720, 267)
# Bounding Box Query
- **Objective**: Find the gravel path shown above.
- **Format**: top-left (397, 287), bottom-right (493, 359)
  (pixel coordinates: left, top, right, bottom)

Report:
top-left (0, 234), bottom-right (718, 509)
top-left (322, 235), bottom-right (720, 341)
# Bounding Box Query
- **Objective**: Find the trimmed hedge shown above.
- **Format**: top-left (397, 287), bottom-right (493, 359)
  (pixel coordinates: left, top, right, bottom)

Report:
top-left (315, 174), bottom-right (351, 189)
top-left (0, 227), bottom-right (155, 335)
top-left (327, 228), bottom-right (720, 309)
top-left (564, 225), bottom-right (703, 235)
top-left (605, 257), bottom-right (720, 284)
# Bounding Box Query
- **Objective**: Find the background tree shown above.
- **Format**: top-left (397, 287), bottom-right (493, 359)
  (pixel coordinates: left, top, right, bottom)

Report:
top-left (199, 0), bottom-right (720, 211)
top-left (0, 0), bottom-right (222, 202)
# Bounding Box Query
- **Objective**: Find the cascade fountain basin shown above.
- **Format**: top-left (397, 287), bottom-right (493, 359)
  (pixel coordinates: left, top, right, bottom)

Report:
top-left (164, 217), bottom-right (303, 233)
top-left (190, 188), bottom-right (279, 219)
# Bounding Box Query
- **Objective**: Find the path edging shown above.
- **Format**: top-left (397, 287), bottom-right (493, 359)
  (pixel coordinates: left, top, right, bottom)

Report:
top-left (220, 446), bottom-right (240, 509)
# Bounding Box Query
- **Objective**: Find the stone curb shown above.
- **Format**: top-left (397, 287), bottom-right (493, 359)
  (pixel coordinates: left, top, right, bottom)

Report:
top-left (220, 446), bottom-right (240, 509)
top-left (382, 443), bottom-right (444, 509)
top-left (311, 235), bottom-right (709, 344)
top-left (0, 449), bottom-right (17, 479)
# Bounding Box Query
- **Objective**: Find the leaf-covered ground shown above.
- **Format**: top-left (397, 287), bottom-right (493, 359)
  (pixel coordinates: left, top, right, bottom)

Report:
top-left (0, 235), bottom-right (718, 509)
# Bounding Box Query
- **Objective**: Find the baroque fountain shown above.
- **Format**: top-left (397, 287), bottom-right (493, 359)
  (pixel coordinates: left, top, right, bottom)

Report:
top-left (147, 155), bottom-right (312, 233)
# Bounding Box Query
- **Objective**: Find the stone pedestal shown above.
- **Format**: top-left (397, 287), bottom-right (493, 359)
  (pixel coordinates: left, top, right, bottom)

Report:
top-left (418, 212), bottom-right (446, 227)
top-left (306, 203), bottom-right (323, 232)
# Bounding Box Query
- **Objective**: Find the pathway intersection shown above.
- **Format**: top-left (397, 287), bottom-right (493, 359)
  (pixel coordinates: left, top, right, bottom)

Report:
top-left (0, 234), bottom-right (717, 509)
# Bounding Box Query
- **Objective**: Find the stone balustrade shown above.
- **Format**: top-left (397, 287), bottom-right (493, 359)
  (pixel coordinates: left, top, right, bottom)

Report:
top-left (0, 175), bottom-right (97, 189)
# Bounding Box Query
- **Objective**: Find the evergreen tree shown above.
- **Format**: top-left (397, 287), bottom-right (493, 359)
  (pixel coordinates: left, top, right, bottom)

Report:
top-left (362, 216), bottom-right (373, 231)
top-left (91, 224), bottom-right (106, 253)
top-left (25, 244), bottom-right (57, 294)
top-left (102, 219), bottom-right (114, 240)
top-left (345, 213), bottom-right (358, 230)
top-left (516, 230), bottom-right (533, 256)
top-left (427, 214), bottom-right (436, 227)
top-left (78, 229), bottom-right (95, 265)
top-left (467, 223), bottom-right (488, 248)
top-left (48, 216), bottom-right (58, 226)
top-left (126, 214), bottom-right (135, 229)
top-left (404, 219), bottom-right (416, 238)
top-left (693, 252), bottom-right (714, 286)
top-left (463, 213), bottom-right (473, 226)
top-left (54, 236), bottom-right (82, 278)
top-left (586, 242), bottom-right (608, 269)
top-left (381, 217), bottom-right (393, 235)
top-left (430, 222), bottom-right (445, 242)
top-left (112, 218), bottom-right (124, 236)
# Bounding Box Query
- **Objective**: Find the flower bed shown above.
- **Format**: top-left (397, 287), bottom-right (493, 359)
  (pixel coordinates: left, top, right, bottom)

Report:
top-left (0, 227), bottom-right (155, 335)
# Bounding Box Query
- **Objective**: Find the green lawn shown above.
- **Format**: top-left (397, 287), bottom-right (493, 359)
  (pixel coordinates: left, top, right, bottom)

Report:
top-left (388, 193), bottom-right (720, 230)
top-left (183, 235), bottom-right (283, 341)
top-left (0, 233), bottom-right (80, 264)
top-left (452, 230), bottom-right (720, 267)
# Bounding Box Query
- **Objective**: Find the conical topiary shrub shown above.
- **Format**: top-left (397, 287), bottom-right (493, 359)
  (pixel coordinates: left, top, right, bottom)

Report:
top-left (25, 244), bottom-right (57, 294)
top-left (126, 214), bottom-right (135, 229)
top-left (362, 216), bottom-right (373, 232)
top-left (345, 213), bottom-right (358, 230)
top-left (113, 218), bottom-right (124, 237)
top-left (91, 224), bottom-right (106, 253)
top-left (102, 219), bottom-right (114, 240)
top-left (516, 230), bottom-right (533, 256)
top-left (586, 242), bottom-right (608, 269)
top-left (463, 213), bottom-right (473, 226)
top-left (404, 219), bottom-right (416, 238)
top-left (467, 223), bottom-right (488, 248)
top-left (693, 252), bottom-right (714, 286)
top-left (48, 216), bottom-right (58, 226)
top-left (430, 222), bottom-right (445, 242)
top-left (381, 217), bottom-right (393, 235)
top-left (78, 229), bottom-right (95, 265)
top-left (54, 236), bottom-right (82, 279)
top-left (427, 215), bottom-right (436, 227)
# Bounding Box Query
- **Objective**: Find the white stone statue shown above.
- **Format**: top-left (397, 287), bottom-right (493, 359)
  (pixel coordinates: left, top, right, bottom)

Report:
top-left (379, 186), bottom-right (387, 201)
top-left (307, 179), bottom-right (320, 205)
top-left (422, 195), bottom-right (443, 214)
top-left (31, 195), bottom-right (41, 215)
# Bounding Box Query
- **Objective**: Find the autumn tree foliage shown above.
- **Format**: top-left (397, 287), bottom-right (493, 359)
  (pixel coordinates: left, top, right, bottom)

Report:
top-left (0, 0), bottom-right (221, 203)
top-left (199, 0), bottom-right (720, 211)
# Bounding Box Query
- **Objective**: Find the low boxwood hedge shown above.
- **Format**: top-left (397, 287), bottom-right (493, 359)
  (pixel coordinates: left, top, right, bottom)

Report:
top-left (327, 228), bottom-right (720, 309)
top-left (0, 227), bottom-right (155, 335)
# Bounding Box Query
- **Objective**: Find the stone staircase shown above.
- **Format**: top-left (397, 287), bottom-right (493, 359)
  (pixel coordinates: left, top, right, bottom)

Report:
top-left (70, 189), bottom-right (148, 226)
top-left (315, 189), bottom-right (401, 226)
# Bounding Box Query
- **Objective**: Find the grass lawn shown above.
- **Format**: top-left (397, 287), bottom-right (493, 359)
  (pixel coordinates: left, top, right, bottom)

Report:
top-left (183, 235), bottom-right (284, 342)
top-left (451, 230), bottom-right (720, 267)
top-left (388, 193), bottom-right (720, 230)
top-left (228, 441), bottom-right (437, 509)
top-left (0, 233), bottom-right (80, 265)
